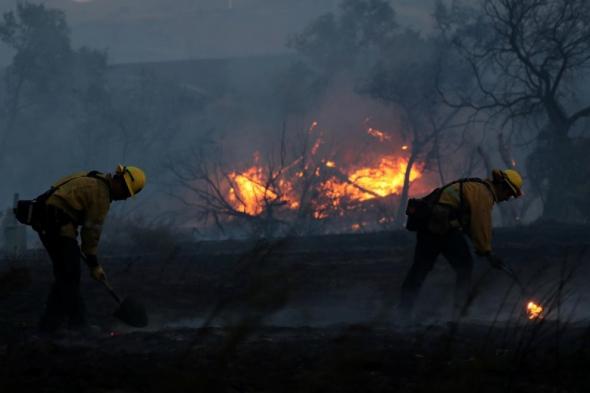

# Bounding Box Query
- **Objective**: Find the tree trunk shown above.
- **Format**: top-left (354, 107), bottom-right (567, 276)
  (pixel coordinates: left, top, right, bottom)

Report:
top-left (541, 131), bottom-right (572, 221)
top-left (395, 149), bottom-right (418, 227)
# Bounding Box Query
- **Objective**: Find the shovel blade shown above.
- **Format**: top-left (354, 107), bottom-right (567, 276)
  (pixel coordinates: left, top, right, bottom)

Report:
top-left (113, 296), bottom-right (148, 327)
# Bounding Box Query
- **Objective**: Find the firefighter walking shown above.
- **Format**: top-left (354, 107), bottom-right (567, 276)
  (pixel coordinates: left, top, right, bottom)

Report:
top-left (400, 169), bottom-right (523, 320)
top-left (32, 165), bottom-right (146, 334)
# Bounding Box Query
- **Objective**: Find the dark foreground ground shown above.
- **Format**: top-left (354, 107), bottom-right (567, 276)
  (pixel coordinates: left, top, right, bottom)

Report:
top-left (1, 222), bottom-right (589, 392)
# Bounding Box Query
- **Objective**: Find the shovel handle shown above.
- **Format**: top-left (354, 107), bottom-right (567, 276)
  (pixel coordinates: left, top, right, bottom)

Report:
top-left (101, 279), bottom-right (122, 304)
top-left (79, 253), bottom-right (122, 304)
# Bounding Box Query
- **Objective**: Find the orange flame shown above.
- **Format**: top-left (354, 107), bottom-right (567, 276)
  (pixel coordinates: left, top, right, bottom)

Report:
top-left (228, 167), bottom-right (276, 215)
top-left (228, 165), bottom-right (298, 215)
top-left (321, 156), bottom-right (422, 207)
top-left (526, 301), bottom-right (543, 320)
top-left (226, 152), bottom-right (425, 219)
top-left (314, 210), bottom-right (328, 220)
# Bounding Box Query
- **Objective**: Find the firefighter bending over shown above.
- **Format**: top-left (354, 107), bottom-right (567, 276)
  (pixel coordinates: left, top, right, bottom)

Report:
top-left (29, 165), bottom-right (145, 334)
top-left (400, 169), bottom-right (522, 320)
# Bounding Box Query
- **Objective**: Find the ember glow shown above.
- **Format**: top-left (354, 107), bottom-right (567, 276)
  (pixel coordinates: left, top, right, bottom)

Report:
top-left (526, 301), bottom-right (543, 320)
top-left (311, 138), bottom-right (322, 156)
top-left (308, 120), bottom-right (319, 133)
top-left (367, 128), bottom-right (392, 142)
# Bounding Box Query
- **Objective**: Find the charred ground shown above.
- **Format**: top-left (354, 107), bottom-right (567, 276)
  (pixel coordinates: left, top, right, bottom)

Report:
top-left (1, 222), bottom-right (590, 392)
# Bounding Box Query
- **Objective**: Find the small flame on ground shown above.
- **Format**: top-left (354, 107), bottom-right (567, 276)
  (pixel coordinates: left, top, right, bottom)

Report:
top-left (526, 301), bottom-right (543, 320)
top-left (401, 145), bottom-right (409, 151)
top-left (325, 160), bottom-right (336, 168)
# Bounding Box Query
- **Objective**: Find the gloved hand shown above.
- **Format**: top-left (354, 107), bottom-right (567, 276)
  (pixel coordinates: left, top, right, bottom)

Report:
top-left (90, 264), bottom-right (107, 282)
top-left (487, 254), bottom-right (506, 270)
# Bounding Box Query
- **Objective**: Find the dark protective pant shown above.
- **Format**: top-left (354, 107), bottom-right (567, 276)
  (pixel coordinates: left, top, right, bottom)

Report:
top-left (38, 232), bottom-right (86, 332)
top-left (400, 229), bottom-right (473, 318)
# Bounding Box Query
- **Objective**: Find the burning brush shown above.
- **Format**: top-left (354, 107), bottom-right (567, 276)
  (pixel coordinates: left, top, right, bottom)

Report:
top-left (496, 261), bottom-right (544, 321)
top-left (526, 301), bottom-right (544, 320)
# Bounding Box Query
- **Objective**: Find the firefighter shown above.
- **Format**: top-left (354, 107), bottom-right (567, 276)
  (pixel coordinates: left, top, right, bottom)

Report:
top-left (37, 165), bottom-right (146, 334)
top-left (400, 169), bottom-right (522, 321)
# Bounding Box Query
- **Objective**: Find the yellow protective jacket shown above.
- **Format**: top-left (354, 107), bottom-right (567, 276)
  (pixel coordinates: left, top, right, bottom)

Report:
top-left (437, 180), bottom-right (498, 255)
top-left (45, 172), bottom-right (112, 256)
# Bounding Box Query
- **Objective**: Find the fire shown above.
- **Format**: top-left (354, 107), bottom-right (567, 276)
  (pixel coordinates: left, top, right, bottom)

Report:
top-left (367, 128), bottom-right (391, 142)
top-left (314, 210), bottom-right (328, 220)
top-left (229, 167), bottom-right (275, 215)
top-left (401, 145), bottom-right (409, 151)
top-left (526, 301), bottom-right (543, 320)
top-left (228, 165), bottom-right (297, 215)
top-left (321, 156), bottom-right (422, 206)
top-left (225, 147), bottom-right (425, 221)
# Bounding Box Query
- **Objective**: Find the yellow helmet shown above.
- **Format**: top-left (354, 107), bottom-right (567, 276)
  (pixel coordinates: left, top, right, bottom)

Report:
top-left (115, 165), bottom-right (146, 196)
top-left (500, 169), bottom-right (522, 197)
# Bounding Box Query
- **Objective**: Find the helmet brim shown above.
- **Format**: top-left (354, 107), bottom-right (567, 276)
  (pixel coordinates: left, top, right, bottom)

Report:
top-left (123, 176), bottom-right (136, 196)
top-left (505, 180), bottom-right (521, 197)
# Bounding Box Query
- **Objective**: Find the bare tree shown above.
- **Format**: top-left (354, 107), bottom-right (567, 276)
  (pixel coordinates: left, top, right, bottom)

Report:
top-left (292, 1), bottom-right (479, 228)
top-left (168, 124), bottom-right (331, 238)
top-left (365, 31), bottom-right (472, 225)
top-left (437, 0), bottom-right (590, 220)
top-left (0, 3), bottom-right (108, 156)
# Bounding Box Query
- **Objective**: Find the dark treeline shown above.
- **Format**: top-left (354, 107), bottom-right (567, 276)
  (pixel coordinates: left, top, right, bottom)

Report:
top-left (0, 3), bottom-right (203, 213)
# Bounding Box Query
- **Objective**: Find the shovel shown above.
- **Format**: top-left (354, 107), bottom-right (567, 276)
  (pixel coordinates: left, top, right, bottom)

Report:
top-left (496, 261), bottom-right (546, 319)
top-left (101, 278), bottom-right (149, 328)
top-left (81, 253), bottom-right (148, 327)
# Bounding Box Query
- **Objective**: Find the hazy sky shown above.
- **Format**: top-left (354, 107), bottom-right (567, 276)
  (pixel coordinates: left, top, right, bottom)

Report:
top-left (0, 0), bottom-right (435, 66)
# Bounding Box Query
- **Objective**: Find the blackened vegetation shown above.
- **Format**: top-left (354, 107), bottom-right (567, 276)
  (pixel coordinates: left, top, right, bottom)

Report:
top-left (1, 223), bottom-right (590, 392)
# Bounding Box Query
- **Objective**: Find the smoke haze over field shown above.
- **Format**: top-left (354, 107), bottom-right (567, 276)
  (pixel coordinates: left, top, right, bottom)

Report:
top-left (0, 0), bottom-right (436, 66)
top-left (0, 0), bottom-right (588, 242)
